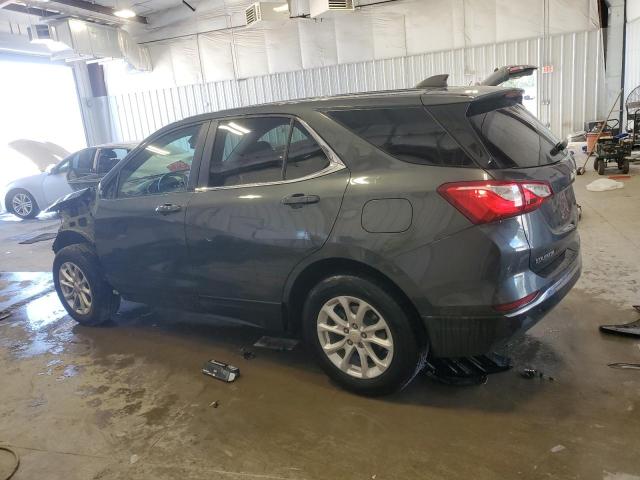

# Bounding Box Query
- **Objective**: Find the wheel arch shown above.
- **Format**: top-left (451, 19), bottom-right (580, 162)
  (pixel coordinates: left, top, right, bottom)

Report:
top-left (283, 256), bottom-right (427, 343)
top-left (53, 229), bottom-right (93, 253)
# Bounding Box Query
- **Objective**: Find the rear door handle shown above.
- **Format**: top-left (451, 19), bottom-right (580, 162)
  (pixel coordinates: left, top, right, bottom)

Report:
top-left (282, 193), bottom-right (320, 207)
top-left (155, 203), bottom-right (182, 215)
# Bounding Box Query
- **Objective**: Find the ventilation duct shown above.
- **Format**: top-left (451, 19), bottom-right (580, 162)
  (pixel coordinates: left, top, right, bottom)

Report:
top-left (49, 19), bottom-right (150, 70)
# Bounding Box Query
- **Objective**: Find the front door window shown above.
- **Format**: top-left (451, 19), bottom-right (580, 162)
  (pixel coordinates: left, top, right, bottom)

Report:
top-left (118, 124), bottom-right (202, 198)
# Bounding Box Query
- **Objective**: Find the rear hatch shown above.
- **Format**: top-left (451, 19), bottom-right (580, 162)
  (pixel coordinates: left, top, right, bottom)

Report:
top-left (428, 91), bottom-right (580, 274)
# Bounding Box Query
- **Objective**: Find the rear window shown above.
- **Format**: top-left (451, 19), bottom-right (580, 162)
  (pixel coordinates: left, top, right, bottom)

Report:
top-left (468, 98), bottom-right (560, 168)
top-left (327, 107), bottom-right (474, 167)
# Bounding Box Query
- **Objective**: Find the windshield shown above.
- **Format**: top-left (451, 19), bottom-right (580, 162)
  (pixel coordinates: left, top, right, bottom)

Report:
top-left (468, 97), bottom-right (561, 169)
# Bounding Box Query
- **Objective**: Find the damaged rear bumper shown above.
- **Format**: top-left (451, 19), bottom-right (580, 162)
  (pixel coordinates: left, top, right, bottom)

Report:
top-left (422, 253), bottom-right (582, 358)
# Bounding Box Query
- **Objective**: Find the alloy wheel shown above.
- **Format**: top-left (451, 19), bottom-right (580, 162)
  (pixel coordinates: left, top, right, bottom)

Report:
top-left (317, 296), bottom-right (394, 379)
top-left (58, 262), bottom-right (93, 315)
top-left (12, 193), bottom-right (33, 217)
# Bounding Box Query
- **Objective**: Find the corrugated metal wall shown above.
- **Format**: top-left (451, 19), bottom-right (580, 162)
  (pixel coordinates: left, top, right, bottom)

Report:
top-left (624, 18), bottom-right (640, 121)
top-left (101, 28), bottom-right (606, 143)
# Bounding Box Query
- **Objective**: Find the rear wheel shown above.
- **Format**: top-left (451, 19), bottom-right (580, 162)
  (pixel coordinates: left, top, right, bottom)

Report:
top-left (53, 244), bottom-right (120, 326)
top-left (303, 275), bottom-right (427, 396)
top-left (622, 159), bottom-right (630, 174)
top-left (593, 157), bottom-right (599, 171)
top-left (597, 158), bottom-right (606, 175)
top-left (8, 190), bottom-right (39, 219)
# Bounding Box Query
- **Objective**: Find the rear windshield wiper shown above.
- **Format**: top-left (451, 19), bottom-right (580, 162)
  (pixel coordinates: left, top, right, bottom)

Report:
top-left (550, 139), bottom-right (568, 156)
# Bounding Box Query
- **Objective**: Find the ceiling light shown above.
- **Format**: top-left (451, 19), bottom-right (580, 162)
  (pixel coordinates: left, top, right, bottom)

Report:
top-left (114, 8), bottom-right (136, 18)
top-left (272, 3), bottom-right (289, 12)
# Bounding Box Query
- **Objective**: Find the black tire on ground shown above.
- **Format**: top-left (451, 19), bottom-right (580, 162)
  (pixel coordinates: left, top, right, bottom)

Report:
top-left (622, 159), bottom-right (630, 174)
top-left (53, 243), bottom-right (120, 326)
top-left (302, 274), bottom-right (427, 396)
top-left (593, 157), bottom-right (599, 171)
top-left (597, 159), bottom-right (606, 175)
top-left (7, 189), bottom-right (40, 219)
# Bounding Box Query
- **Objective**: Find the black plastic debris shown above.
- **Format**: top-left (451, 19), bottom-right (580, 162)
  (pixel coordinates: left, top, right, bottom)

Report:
top-left (633, 305), bottom-right (640, 313)
top-left (599, 319), bottom-right (640, 338)
top-left (254, 336), bottom-right (299, 351)
top-left (520, 367), bottom-right (555, 381)
top-left (425, 353), bottom-right (511, 386)
top-left (608, 363), bottom-right (640, 371)
top-left (240, 348), bottom-right (256, 360)
top-left (18, 232), bottom-right (58, 245)
top-left (202, 360), bottom-right (239, 382)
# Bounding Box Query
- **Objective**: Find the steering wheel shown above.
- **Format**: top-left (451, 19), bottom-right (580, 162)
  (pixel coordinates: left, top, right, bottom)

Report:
top-left (156, 171), bottom-right (188, 193)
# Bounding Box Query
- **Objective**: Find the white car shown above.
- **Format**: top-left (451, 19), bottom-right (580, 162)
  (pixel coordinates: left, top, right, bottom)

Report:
top-left (4, 143), bottom-right (135, 219)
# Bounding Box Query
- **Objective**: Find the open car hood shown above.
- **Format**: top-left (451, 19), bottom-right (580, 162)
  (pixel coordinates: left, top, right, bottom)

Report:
top-left (8, 140), bottom-right (70, 172)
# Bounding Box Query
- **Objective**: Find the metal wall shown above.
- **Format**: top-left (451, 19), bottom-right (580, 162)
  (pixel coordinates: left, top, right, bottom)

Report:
top-left (98, 28), bottom-right (606, 144)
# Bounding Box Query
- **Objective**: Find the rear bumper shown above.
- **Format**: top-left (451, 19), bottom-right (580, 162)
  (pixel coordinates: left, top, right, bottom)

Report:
top-left (422, 252), bottom-right (581, 358)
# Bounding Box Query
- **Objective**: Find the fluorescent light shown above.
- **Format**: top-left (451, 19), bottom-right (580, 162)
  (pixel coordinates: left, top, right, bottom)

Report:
top-left (219, 125), bottom-right (244, 136)
top-left (228, 122), bottom-right (250, 134)
top-left (114, 8), bottom-right (136, 18)
top-left (146, 145), bottom-right (170, 155)
top-left (272, 3), bottom-right (288, 12)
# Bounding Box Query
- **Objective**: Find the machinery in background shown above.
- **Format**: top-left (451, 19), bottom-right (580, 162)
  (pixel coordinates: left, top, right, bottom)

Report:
top-left (593, 86), bottom-right (640, 175)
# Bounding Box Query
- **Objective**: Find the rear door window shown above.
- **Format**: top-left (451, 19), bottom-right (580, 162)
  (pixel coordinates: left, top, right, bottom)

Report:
top-left (327, 107), bottom-right (473, 167)
top-left (284, 122), bottom-right (330, 180)
top-left (468, 99), bottom-right (559, 168)
top-left (209, 117), bottom-right (290, 187)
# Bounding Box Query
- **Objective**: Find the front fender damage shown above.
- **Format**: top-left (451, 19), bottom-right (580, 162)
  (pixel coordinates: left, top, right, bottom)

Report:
top-left (47, 188), bottom-right (96, 251)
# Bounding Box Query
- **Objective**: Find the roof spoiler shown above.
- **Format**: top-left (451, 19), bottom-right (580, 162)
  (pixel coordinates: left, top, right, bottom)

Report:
top-left (478, 65), bottom-right (537, 86)
top-left (415, 74), bottom-right (449, 88)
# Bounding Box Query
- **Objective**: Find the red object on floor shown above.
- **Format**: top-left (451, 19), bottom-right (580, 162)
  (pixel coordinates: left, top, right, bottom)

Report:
top-left (608, 175), bottom-right (631, 180)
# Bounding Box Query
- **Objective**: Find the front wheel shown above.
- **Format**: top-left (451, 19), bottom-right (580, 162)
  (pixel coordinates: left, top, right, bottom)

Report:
top-left (8, 190), bottom-right (40, 219)
top-left (597, 158), bottom-right (606, 175)
top-left (303, 275), bottom-right (427, 396)
top-left (53, 244), bottom-right (120, 326)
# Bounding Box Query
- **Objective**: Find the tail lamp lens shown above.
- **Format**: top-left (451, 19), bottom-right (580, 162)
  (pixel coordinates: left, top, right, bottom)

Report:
top-left (437, 180), bottom-right (552, 224)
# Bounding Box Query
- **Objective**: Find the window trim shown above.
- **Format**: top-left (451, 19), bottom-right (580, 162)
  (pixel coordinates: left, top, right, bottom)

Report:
top-left (196, 114), bottom-right (345, 193)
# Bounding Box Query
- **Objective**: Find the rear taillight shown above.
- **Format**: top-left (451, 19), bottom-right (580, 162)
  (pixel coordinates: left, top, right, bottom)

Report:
top-left (493, 291), bottom-right (539, 312)
top-left (437, 180), bottom-right (553, 224)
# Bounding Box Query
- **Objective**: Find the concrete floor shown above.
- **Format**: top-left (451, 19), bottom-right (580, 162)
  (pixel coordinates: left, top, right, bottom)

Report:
top-left (1, 167), bottom-right (640, 480)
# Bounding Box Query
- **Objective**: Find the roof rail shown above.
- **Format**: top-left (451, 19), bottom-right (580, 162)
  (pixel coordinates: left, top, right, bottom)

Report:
top-left (415, 74), bottom-right (449, 89)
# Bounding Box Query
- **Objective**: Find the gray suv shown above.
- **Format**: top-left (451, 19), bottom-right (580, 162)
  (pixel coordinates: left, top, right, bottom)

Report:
top-left (49, 85), bottom-right (581, 395)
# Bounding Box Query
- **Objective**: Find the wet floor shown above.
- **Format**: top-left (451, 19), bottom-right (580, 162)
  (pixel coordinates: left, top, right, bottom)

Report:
top-left (1, 170), bottom-right (640, 479)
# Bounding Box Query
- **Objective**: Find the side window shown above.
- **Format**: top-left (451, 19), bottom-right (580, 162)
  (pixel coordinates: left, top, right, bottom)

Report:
top-left (284, 122), bottom-right (330, 180)
top-left (69, 149), bottom-right (96, 177)
top-left (327, 107), bottom-right (473, 167)
top-left (96, 148), bottom-right (128, 174)
top-left (209, 117), bottom-right (289, 187)
top-left (53, 158), bottom-right (71, 174)
top-left (118, 124), bottom-right (201, 198)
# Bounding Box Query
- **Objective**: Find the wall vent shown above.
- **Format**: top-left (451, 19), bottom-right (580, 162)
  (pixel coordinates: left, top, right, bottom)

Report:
top-left (245, 3), bottom-right (262, 25)
top-left (310, 0), bottom-right (354, 18)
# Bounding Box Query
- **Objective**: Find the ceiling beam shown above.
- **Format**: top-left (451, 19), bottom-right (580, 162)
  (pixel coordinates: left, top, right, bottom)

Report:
top-left (50, 0), bottom-right (148, 23)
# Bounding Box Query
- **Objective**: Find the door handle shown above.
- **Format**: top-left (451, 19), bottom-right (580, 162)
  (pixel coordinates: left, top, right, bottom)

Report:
top-left (282, 193), bottom-right (320, 207)
top-left (155, 203), bottom-right (182, 215)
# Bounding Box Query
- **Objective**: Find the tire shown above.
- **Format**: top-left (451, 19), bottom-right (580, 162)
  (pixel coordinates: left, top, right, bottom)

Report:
top-left (597, 159), bottom-right (606, 175)
top-left (593, 157), bottom-right (599, 171)
top-left (303, 275), bottom-right (427, 396)
top-left (7, 189), bottom-right (40, 219)
top-left (53, 243), bottom-right (120, 326)
top-left (622, 159), bottom-right (630, 174)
